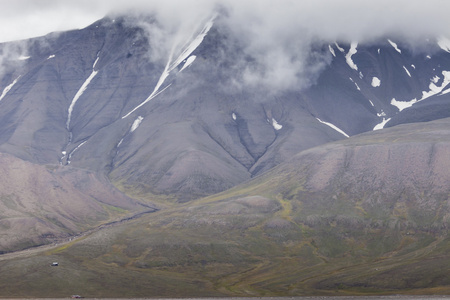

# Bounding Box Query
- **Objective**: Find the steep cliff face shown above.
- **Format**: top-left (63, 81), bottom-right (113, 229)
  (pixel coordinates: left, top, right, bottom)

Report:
top-left (0, 15), bottom-right (449, 201)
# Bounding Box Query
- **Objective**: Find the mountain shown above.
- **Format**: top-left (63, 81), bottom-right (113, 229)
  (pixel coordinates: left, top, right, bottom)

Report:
top-left (0, 11), bottom-right (450, 296)
top-left (0, 15), bottom-right (449, 202)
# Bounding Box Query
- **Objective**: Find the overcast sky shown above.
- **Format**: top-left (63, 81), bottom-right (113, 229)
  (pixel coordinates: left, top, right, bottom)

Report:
top-left (1, 0), bottom-right (450, 43)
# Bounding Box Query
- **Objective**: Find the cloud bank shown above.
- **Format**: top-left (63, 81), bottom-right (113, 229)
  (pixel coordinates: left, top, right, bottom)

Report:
top-left (2, 0), bottom-right (450, 92)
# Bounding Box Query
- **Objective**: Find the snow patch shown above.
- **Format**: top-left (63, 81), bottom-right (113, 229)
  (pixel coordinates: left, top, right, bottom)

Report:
top-left (328, 45), bottom-right (336, 57)
top-left (345, 42), bottom-right (358, 71)
top-left (377, 110), bottom-right (386, 117)
top-left (389, 71), bottom-right (450, 112)
top-left (47, 55), bottom-right (55, 59)
top-left (130, 116), bottom-right (144, 132)
top-left (421, 70), bottom-right (450, 100)
top-left (368, 99), bottom-right (374, 106)
top-left (18, 55), bottom-right (30, 60)
top-left (316, 118), bottom-right (349, 138)
top-left (0, 75), bottom-right (20, 101)
top-left (411, 64), bottom-right (416, 69)
top-left (271, 118), bottom-right (282, 130)
top-left (388, 39), bottom-right (401, 53)
top-left (179, 55), bottom-right (196, 72)
top-left (232, 113), bottom-right (236, 120)
top-left (438, 36), bottom-right (450, 53)
top-left (371, 77), bottom-right (381, 87)
top-left (442, 86), bottom-right (450, 95)
top-left (391, 98), bottom-right (417, 112)
top-left (335, 42), bottom-right (344, 52)
top-left (373, 118), bottom-right (391, 130)
top-left (403, 66), bottom-right (411, 77)
top-left (426, 55), bottom-right (431, 59)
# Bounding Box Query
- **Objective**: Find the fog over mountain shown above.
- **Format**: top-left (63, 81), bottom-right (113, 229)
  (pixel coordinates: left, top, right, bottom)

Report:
top-left (2, 0), bottom-right (450, 90)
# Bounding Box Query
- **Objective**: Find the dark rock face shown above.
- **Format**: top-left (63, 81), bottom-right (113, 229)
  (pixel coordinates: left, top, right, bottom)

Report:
top-left (0, 15), bottom-right (449, 201)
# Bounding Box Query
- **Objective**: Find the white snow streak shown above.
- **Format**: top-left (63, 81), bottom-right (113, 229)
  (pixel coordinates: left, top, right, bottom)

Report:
top-left (345, 42), bottom-right (358, 71)
top-left (438, 36), bottom-right (450, 53)
top-left (368, 99), bottom-right (375, 106)
top-left (411, 64), bottom-right (416, 69)
top-left (387, 39), bottom-right (401, 53)
top-left (335, 42), bottom-right (344, 53)
top-left (271, 118), bottom-right (282, 130)
top-left (373, 118), bottom-right (391, 130)
top-left (0, 76), bottom-right (20, 101)
top-left (47, 55), bottom-right (55, 59)
top-left (403, 66), bottom-right (411, 77)
top-left (349, 77), bottom-right (360, 90)
top-left (130, 116), bottom-right (144, 132)
top-left (232, 113), bottom-right (236, 120)
top-left (66, 66), bottom-right (99, 129)
top-left (371, 77), bottom-right (381, 87)
top-left (67, 141), bottom-right (87, 164)
top-left (122, 15), bottom-right (216, 119)
top-left (117, 138), bottom-right (124, 148)
top-left (179, 55), bottom-right (196, 72)
top-left (328, 45), bottom-right (336, 57)
top-left (316, 118), bottom-right (349, 138)
top-left (92, 56), bottom-right (100, 69)
top-left (18, 55), bottom-right (30, 60)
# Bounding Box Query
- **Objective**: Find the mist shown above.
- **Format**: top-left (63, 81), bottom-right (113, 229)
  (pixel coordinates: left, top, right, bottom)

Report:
top-left (2, 0), bottom-right (450, 92)
top-left (110, 0), bottom-right (450, 92)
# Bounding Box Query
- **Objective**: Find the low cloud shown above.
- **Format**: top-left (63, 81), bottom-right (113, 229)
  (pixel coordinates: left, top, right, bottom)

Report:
top-left (114, 0), bottom-right (450, 92)
top-left (1, 0), bottom-right (450, 92)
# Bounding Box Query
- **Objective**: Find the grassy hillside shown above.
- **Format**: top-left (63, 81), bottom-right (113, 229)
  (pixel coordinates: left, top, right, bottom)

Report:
top-left (1, 118), bottom-right (450, 297)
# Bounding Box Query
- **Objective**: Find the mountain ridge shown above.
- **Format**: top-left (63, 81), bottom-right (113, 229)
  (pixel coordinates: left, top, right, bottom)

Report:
top-left (0, 16), bottom-right (449, 201)
top-left (0, 14), bottom-right (450, 293)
